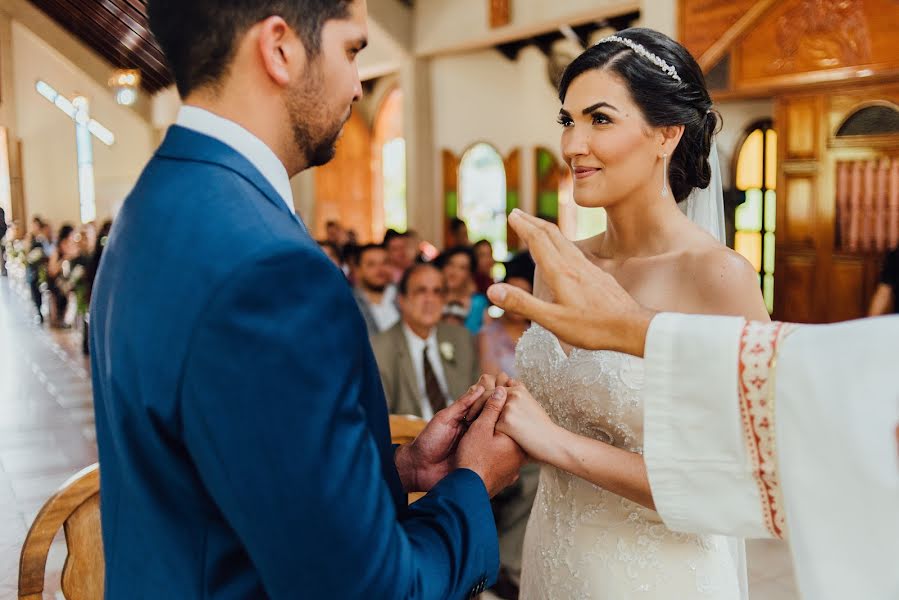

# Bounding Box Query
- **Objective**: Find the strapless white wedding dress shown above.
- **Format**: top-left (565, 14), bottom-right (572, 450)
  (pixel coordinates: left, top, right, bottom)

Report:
top-left (516, 324), bottom-right (746, 599)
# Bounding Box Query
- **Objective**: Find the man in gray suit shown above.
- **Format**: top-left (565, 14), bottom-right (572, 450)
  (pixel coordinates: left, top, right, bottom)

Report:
top-left (352, 243), bottom-right (400, 336)
top-left (372, 263), bottom-right (479, 418)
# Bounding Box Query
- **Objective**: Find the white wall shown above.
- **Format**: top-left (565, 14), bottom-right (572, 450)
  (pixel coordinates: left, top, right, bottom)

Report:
top-left (638, 0), bottom-right (677, 37)
top-left (415, 0), bottom-right (639, 55)
top-left (12, 21), bottom-right (155, 226)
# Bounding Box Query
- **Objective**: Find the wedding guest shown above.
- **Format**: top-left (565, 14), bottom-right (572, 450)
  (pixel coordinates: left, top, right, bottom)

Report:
top-left (352, 243), bottom-right (399, 336)
top-left (0, 206), bottom-right (7, 277)
top-left (325, 219), bottom-right (347, 249)
top-left (47, 224), bottom-right (83, 328)
top-left (370, 263), bottom-right (478, 419)
top-left (83, 220), bottom-right (113, 355)
top-left (473, 239), bottom-right (495, 294)
top-left (406, 228), bottom-right (427, 263)
top-left (478, 275), bottom-right (532, 378)
top-left (408, 228), bottom-right (440, 262)
top-left (868, 246), bottom-right (899, 316)
top-left (436, 246), bottom-right (489, 334)
top-left (40, 222), bottom-right (54, 254)
top-left (341, 242), bottom-right (360, 284)
top-left (25, 217), bottom-right (48, 324)
top-left (384, 228), bottom-right (414, 283)
top-left (448, 217), bottom-right (470, 248)
top-left (317, 240), bottom-right (342, 269)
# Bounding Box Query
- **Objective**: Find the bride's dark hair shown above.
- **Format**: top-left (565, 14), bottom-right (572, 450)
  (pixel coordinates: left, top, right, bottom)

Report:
top-left (558, 27), bottom-right (719, 203)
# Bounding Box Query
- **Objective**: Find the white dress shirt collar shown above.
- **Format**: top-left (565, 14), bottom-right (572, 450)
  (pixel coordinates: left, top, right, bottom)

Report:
top-left (403, 323), bottom-right (438, 358)
top-left (175, 106), bottom-right (295, 214)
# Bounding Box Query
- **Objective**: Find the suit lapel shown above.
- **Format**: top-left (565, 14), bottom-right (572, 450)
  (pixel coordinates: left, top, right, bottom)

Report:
top-left (437, 326), bottom-right (464, 401)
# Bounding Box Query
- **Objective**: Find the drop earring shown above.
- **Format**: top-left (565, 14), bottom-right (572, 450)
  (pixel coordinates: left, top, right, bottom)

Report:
top-left (661, 153), bottom-right (669, 198)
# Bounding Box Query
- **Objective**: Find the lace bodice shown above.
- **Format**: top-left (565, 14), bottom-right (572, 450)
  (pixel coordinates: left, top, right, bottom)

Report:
top-left (516, 323), bottom-right (645, 454)
top-left (515, 324), bottom-right (744, 599)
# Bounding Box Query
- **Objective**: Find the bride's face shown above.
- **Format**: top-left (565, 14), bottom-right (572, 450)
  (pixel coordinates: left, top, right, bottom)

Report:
top-left (559, 69), bottom-right (661, 209)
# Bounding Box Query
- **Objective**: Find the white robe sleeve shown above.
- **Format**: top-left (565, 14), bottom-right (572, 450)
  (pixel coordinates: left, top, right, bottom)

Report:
top-left (775, 317), bottom-right (899, 600)
top-left (644, 313), bottom-right (899, 600)
top-left (643, 313), bottom-right (772, 538)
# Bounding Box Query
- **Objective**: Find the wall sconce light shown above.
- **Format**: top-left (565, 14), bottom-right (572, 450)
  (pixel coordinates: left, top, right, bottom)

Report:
top-left (109, 68), bottom-right (140, 106)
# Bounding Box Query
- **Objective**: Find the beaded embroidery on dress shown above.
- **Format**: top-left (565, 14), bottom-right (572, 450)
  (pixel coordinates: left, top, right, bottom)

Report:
top-left (516, 323), bottom-right (744, 599)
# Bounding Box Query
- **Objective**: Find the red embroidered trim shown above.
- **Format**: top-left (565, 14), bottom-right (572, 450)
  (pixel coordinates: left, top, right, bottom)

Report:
top-left (738, 321), bottom-right (788, 539)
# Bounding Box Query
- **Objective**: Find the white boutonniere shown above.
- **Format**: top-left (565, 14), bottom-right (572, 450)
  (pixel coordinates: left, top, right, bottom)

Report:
top-left (439, 341), bottom-right (455, 362)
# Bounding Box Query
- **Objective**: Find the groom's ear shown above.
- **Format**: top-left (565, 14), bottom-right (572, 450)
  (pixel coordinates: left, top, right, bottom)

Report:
top-left (657, 124), bottom-right (684, 156)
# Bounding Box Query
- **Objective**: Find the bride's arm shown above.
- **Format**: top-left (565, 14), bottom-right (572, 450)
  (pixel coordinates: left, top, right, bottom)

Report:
top-left (496, 381), bottom-right (655, 510)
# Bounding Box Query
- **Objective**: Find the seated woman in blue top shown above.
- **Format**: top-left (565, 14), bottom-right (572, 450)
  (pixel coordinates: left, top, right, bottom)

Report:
top-left (437, 245), bottom-right (489, 334)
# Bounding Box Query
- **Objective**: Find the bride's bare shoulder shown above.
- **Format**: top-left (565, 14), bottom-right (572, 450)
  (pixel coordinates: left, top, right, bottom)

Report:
top-left (680, 243), bottom-right (769, 320)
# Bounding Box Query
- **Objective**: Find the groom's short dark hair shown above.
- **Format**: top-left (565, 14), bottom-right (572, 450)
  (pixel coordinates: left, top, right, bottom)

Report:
top-left (147, 0), bottom-right (353, 98)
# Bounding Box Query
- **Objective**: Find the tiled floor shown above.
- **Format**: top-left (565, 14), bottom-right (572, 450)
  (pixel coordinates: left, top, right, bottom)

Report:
top-left (0, 276), bottom-right (97, 599)
top-left (0, 275), bottom-right (799, 599)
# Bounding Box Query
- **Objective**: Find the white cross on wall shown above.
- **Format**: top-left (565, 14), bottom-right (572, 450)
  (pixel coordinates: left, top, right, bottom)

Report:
top-left (35, 80), bottom-right (116, 224)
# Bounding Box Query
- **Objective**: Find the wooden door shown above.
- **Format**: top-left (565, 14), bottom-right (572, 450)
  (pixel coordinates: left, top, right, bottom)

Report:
top-left (775, 83), bottom-right (899, 322)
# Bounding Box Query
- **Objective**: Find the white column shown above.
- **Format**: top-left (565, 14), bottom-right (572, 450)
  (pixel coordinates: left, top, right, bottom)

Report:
top-left (399, 56), bottom-right (440, 245)
top-left (638, 0), bottom-right (677, 39)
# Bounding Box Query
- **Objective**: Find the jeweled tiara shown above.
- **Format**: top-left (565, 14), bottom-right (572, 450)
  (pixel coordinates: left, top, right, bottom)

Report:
top-left (595, 35), bottom-right (681, 82)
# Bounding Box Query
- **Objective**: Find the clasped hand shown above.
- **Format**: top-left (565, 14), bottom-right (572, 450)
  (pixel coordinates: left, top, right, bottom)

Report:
top-left (397, 373), bottom-right (556, 498)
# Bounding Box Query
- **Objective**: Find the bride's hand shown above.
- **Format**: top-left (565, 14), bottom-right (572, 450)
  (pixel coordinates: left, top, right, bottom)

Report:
top-left (496, 381), bottom-right (561, 464)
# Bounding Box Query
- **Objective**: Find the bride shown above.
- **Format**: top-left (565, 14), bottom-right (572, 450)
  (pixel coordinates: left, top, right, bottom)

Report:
top-left (494, 28), bottom-right (770, 599)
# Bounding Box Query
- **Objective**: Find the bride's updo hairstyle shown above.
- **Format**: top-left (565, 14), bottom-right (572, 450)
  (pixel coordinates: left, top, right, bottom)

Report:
top-left (558, 28), bottom-right (719, 202)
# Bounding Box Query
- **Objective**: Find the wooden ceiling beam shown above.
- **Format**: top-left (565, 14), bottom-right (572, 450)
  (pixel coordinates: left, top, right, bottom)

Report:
top-left (697, 0), bottom-right (779, 73)
top-left (27, 0), bottom-right (172, 92)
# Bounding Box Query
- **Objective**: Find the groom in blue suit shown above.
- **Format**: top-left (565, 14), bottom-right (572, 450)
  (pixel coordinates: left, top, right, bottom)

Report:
top-left (89, 1), bottom-right (526, 598)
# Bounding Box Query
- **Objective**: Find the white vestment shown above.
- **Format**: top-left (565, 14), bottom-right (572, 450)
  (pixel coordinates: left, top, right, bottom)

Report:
top-left (643, 313), bottom-right (899, 600)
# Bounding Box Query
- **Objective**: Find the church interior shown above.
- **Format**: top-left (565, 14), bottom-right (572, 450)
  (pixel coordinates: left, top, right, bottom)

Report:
top-left (0, 0), bottom-right (897, 598)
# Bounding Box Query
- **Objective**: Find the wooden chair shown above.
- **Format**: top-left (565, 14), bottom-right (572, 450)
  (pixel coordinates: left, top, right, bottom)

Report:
top-left (389, 415), bottom-right (428, 504)
top-left (19, 463), bottom-right (103, 600)
top-left (389, 414), bottom-right (427, 445)
top-left (16, 418), bottom-right (427, 598)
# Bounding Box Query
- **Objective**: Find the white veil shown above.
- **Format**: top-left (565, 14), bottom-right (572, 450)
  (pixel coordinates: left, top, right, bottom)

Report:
top-left (678, 141), bottom-right (727, 244)
top-left (678, 139), bottom-right (750, 600)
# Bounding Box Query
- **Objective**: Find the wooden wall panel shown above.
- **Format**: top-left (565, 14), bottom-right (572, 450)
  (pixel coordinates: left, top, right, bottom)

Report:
top-left (313, 112), bottom-right (373, 242)
top-left (784, 97), bottom-right (819, 159)
top-left (777, 255), bottom-right (816, 322)
top-left (783, 175), bottom-right (816, 246)
top-left (679, 0), bottom-right (762, 62)
top-left (732, 0), bottom-right (899, 91)
top-left (827, 257), bottom-right (869, 321)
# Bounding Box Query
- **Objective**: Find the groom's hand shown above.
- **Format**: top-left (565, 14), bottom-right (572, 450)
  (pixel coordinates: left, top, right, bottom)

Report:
top-left (395, 384), bottom-right (485, 493)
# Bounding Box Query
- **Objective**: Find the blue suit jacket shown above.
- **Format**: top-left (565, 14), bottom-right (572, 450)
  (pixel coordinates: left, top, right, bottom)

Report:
top-left (90, 126), bottom-right (499, 599)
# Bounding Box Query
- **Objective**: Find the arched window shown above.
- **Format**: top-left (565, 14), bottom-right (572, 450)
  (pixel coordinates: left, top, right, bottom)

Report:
top-left (836, 103), bottom-right (899, 137)
top-left (733, 120), bottom-right (777, 313)
top-left (372, 87), bottom-right (406, 238)
top-left (459, 143), bottom-right (507, 258)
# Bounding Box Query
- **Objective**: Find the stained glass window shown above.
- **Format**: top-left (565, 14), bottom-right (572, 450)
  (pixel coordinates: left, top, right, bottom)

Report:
top-left (734, 121), bottom-right (777, 313)
top-left (459, 143), bottom-right (507, 259)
